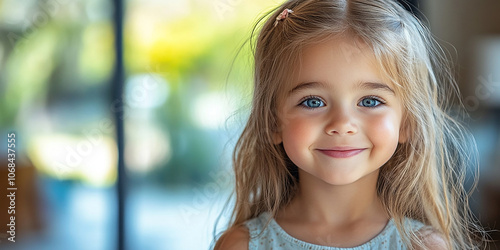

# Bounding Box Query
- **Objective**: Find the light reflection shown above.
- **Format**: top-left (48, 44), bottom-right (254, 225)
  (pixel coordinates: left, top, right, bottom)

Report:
top-left (192, 92), bottom-right (235, 129)
top-left (28, 134), bottom-right (117, 186)
top-left (125, 123), bottom-right (171, 174)
top-left (125, 73), bottom-right (169, 109)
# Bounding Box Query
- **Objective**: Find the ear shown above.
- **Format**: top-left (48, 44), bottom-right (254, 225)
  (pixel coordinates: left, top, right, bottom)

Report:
top-left (272, 131), bottom-right (282, 145)
top-left (272, 113), bottom-right (284, 144)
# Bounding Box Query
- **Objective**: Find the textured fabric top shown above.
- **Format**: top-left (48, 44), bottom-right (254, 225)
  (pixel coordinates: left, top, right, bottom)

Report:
top-left (245, 212), bottom-right (425, 250)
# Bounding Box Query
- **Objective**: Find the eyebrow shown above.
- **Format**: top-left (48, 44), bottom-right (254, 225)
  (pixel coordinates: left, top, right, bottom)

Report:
top-left (289, 81), bottom-right (395, 94)
top-left (289, 81), bottom-right (326, 94)
top-left (358, 82), bottom-right (395, 94)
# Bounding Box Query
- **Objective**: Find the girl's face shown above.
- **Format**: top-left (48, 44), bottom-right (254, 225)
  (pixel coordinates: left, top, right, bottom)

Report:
top-left (276, 36), bottom-right (406, 186)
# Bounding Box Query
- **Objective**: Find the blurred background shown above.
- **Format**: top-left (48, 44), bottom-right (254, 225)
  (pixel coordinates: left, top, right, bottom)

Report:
top-left (0, 0), bottom-right (498, 249)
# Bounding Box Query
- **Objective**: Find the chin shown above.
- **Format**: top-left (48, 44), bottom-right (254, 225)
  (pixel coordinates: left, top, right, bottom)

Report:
top-left (322, 176), bottom-right (362, 186)
top-left (319, 169), bottom-right (380, 187)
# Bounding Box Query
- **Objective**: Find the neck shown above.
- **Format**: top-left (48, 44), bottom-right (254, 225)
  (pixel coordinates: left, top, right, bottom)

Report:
top-left (282, 169), bottom-right (388, 225)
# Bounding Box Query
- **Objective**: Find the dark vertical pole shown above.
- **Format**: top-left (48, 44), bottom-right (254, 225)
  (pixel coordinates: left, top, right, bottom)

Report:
top-left (112, 0), bottom-right (125, 249)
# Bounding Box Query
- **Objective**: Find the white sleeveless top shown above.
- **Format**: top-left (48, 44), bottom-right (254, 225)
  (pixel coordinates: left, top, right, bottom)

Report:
top-left (244, 212), bottom-right (425, 250)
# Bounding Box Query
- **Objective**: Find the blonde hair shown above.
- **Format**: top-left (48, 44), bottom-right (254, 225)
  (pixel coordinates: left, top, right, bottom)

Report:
top-left (221, 0), bottom-right (484, 248)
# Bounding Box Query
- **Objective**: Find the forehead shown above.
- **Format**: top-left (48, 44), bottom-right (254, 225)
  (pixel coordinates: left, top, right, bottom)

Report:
top-left (289, 35), bottom-right (395, 91)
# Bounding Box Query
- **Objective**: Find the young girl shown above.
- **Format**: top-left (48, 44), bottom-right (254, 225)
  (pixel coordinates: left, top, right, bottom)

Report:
top-left (215, 0), bottom-right (484, 249)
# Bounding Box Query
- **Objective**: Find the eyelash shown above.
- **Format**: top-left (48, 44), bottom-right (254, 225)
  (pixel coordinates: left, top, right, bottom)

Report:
top-left (360, 95), bottom-right (386, 108)
top-left (298, 95), bottom-right (325, 109)
top-left (297, 95), bottom-right (387, 109)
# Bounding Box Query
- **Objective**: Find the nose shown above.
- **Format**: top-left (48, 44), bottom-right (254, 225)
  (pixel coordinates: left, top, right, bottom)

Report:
top-left (325, 107), bottom-right (358, 135)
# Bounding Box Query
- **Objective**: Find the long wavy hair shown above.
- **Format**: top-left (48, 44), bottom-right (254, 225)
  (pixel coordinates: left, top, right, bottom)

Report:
top-left (221, 0), bottom-right (484, 248)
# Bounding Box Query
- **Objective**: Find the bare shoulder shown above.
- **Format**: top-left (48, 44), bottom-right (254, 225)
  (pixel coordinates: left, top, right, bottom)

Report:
top-left (414, 227), bottom-right (449, 250)
top-left (214, 225), bottom-right (249, 250)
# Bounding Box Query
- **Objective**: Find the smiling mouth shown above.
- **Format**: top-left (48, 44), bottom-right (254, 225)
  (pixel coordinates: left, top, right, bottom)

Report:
top-left (317, 148), bottom-right (366, 158)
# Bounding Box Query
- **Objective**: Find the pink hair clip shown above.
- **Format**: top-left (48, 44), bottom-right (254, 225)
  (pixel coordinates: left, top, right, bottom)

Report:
top-left (274, 9), bottom-right (293, 27)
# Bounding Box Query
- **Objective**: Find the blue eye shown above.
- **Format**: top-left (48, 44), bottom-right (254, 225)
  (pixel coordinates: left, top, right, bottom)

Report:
top-left (301, 97), bottom-right (325, 108)
top-left (359, 97), bottom-right (382, 107)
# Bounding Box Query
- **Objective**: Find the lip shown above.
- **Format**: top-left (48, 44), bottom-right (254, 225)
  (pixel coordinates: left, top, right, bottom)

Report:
top-left (317, 147), bottom-right (366, 158)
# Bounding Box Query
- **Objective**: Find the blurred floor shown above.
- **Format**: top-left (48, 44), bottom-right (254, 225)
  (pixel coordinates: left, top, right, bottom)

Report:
top-left (4, 176), bottom-right (229, 250)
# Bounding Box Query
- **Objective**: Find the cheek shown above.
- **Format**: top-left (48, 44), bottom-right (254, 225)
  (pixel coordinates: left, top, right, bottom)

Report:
top-left (280, 114), bottom-right (318, 164)
top-left (281, 115), bottom-right (313, 143)
top-left (366, 112), bottom-right (401, 150)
